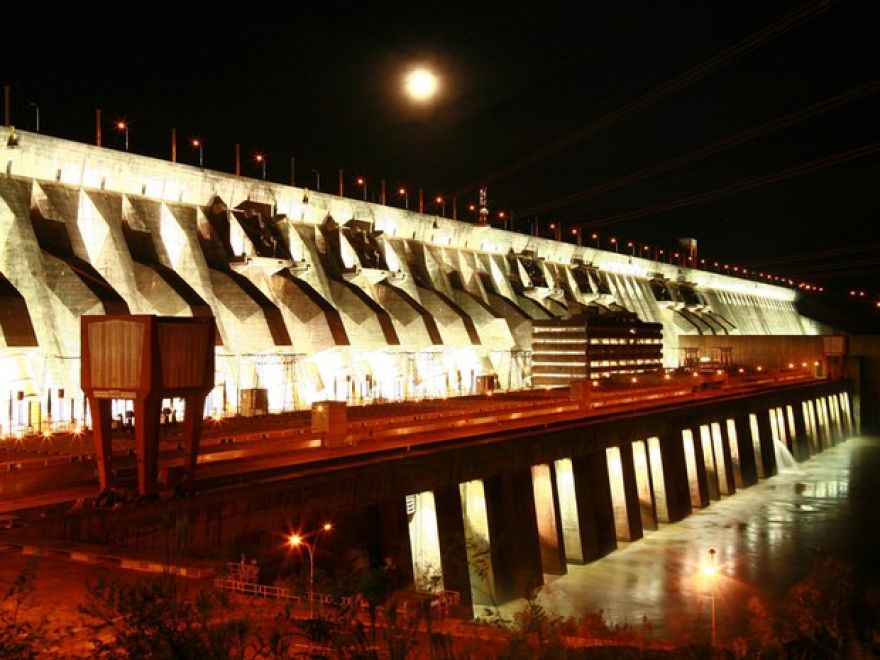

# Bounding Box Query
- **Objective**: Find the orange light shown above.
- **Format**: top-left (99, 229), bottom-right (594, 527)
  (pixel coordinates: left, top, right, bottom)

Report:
top-left (549, 223), bottom-right (556, 229)
top-left (435, 196), bottom-right (443, 204)
top-left (398, 187), bottom-right (406, 195)
top-left (255, 154), bottom-right (264, 162)
top-left (191, 138), bottom-right (200, 147)
top-left (757, 366), bottom-right (763, 371)
top-left (610, 237), bottom-right (617, 244)
top-left (288, 533), bottom-right (302, 548)
top-left (356, 177), bottom-right (365, 185)
top-left (322, 522), bottom-right (332, 532)
top-left (591, 233), bottom-right (598, 239)
top-left (116, 121), bottom-right (127, 130)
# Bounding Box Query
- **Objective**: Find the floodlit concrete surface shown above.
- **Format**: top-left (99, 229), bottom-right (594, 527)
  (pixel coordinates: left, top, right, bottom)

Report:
top-left (501, 435), bottom-right (880, 643)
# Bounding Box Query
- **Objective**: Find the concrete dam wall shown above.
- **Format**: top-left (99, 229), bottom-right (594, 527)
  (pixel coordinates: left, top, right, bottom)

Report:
top-left (0, 128), bottom-right (827, 431)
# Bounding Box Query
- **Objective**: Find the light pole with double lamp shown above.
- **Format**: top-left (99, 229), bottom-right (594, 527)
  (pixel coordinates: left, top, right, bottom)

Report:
top-left (288, 522), bottom-right (333, 618)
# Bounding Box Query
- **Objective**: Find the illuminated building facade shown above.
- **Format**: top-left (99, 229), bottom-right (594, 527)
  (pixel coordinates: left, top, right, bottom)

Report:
top-left (532, 313), bottom-right (664, 386)
top-left (0, 128), bottom-right (827, 433)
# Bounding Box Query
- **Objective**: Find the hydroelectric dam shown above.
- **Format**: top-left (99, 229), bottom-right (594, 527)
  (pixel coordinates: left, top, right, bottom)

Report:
top-left (1, 127), bottom-right (877, 614)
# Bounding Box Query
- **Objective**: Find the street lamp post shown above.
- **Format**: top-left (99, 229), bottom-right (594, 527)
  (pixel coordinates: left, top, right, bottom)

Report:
top-left (435, 196), bottom-right (445, 217)
top-left (191, 139), bottom-right (204, 167)
top-left (398, 187), bottom-right (409, 209)
top-left (356, 177), bottom-right (367, 201)
top-left (312, 169), bottom-right (321, 191)
top-left (255, 154), bottom-right (266, 179)
top-left (29, 102), bottom-right (39, 133)
top-left (289, 522), bottom-right (333, 619)
top-left (116, 121), bottom-right (129, 151)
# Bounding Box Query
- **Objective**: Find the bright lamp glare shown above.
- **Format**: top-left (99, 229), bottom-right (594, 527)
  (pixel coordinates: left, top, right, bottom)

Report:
top-left (405, 68), bottom-right (438, 101)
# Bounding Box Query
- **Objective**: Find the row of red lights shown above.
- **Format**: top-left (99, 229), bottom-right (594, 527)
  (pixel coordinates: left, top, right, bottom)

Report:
top-left (105, 126), bottom-right (872, 300)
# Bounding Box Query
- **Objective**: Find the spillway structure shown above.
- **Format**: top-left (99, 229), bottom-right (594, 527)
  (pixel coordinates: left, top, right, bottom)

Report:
top-left (0, 128), bottom-right (830, 434)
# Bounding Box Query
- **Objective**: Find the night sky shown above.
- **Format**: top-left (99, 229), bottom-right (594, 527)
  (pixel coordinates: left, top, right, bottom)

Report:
top-left (4, 1), bottom-right (879, 296)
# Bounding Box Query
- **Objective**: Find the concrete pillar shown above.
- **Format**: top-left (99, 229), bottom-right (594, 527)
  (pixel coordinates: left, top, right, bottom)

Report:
top-left (682, 428), bottom-right (710, 508)
top-left (839, 391), bottom-right (854, 436)
top-left (653, 432), bottom-right (692, 523)
top-left (606, 444), bottom-right (644, 542)
top-left (631, 440), bottom-right (658, 532)
top-left (432, 487), bottom-right (472, 611)
top-left (570, 452), bottom-right (617, 561)
top-left (699, 424), bottom-right (720, 500)
top-left (754, 409), bottom-right (778, 478)
top-left (829, 395), bottom-right (844, 442)
top-left (530, 464), bottom-right (567, 575)
top-left (791, 402), bottom-right (811, 462)
top-left (712, 422), bottom-right (735, 496)
top-left (803, 401), bottom-right (818, 454)
top-left (89, 398), bottom-right (114, 491)
top-left (732, 416), bottom-right (759, 488)
top-left (483, 470), bottom-right (544, 603)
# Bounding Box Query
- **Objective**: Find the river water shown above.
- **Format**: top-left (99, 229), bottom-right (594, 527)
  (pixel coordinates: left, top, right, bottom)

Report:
top-left (505, 435), bottom-right (880, 643)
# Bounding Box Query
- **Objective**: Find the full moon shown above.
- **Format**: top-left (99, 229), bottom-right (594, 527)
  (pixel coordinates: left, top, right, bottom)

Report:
top-left (404, 68), bottom-right (439, 101)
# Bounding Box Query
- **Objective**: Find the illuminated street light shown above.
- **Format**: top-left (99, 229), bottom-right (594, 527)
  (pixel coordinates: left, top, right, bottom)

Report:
top-left (435, 195), bottom-right (446, 217)
top-left (610, 237), bottom-right (618, 252)
top-left (116, 120), bottom-right (129, 151)
top-left (288, 521), bottom-right (333, 619)
top-left (404, 68), bottom-right (438, 102)
top-left (255, 153), bottom-right (266, 179)
top-left (591, 232), bottom-right (599, 247)
top-left (191, 138), bottom-right (204, 167)
top-left (356, 176), bottom-right (367, 201)
top-left (398, 186), bottom-right (409, 209)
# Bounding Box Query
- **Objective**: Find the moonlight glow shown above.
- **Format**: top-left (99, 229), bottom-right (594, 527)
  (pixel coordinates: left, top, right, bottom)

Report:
top-left (404, 68), bottom-right (438, 101)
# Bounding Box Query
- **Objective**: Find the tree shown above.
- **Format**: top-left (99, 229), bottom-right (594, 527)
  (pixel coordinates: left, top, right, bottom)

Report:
top-left (79, 572), bottom-right (252, 659)
top-left (0, 562), bottom-right (47, 660)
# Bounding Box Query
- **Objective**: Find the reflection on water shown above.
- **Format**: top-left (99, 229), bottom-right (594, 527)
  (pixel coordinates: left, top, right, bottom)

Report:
top-left (503, 436), bottom-right (880, 642)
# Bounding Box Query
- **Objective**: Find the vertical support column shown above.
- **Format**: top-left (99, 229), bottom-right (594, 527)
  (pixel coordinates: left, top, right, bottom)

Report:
top-left (433, 486), bottom-right (472, 611)
top-left (755, 409), bottom-right (778, 478)
top-left (651, 433), bottom-right (692, 523)
top-left (89, 398), bottom-right (114, 492)
top-left (830, 395), bottom-right (844, 441)
top-left (699, 425), bottom-right (720, 500)
top-left (554, 459), bottom-right (583, 563)
top-left (181, 394), bottom-right (206, 485)
top-left (407, 491), bottom-right (444, 592)
top-left (682, 428), bottom-right (710, 508)
top-left (791, 402), bottom-right (811, 462)
top-left (840, 391), bottom-right (855, 435)
top-left (724, 419), bottom-right (742, 489)
top-left (606, 445), bottom-right (644, 542)
top-left (134, 395), bottom-right (162, 496)
top-left (631, 440), bottom-right (658, 532)
top-left (530, 464), bottom-right (567, 575)
top-left (732, 416), bottom-right (758, 487)
top-left (819, 398), bottom-right (834, 445)
top-left (570, 452), bottom-right (617, 561)
top-left (483, 470), bottom-right (543, 603)
top-left (813, 398), bottom-right (828, 449)
top-left (711, 422), bottom-right (735, 496)
top-left (803, 401), bottom-right (819, 454)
